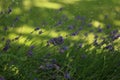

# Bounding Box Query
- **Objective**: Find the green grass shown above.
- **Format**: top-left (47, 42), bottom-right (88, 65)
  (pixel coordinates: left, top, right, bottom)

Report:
top-left (0, 0), bottom-right (120, 80)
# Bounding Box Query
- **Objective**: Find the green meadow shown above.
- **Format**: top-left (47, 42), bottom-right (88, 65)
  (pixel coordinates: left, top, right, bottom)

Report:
top-left (0, 0), bottom-right (120, 80)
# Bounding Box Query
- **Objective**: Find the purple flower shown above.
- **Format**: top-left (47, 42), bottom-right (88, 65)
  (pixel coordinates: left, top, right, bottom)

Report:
top-left (59, 46), bottom-right (68, 53)
top-left (64, 72), bottom-right (71, 79)
top-left (14, 16), bottom-right (19, 22)
top-left (88, 23), bottom-right (92, 27)
top-left (0, 77), bottom-right (5, 80)
top-left (75, 15), bottom-right (81, 20)
top-left (51, 59), bottom-right (57, 64)
top-left (79, 26), bottom-right (83, 31)
top-left (98, 27), bottom-right (102, 32)
top-left (110, 29), bottom-right (118, 35)
top-left (80, 16), bottom-right (86, 21)
top-left (8, 7), bottom-right (12, 14)
top-left (68, 25), bottom-right (74, 30)
top-left (46, 63), bottom-right (54, 70)
top-left (34, 27), bottom-right (40, 31)
top-left (27, 45), bottom-right (35, 56)
top-left (2, 45), bottom-right (10, 52)
top-left (3, 26), bottom-right (8, 31)
top-left (111, 34), bottom-right (120, 41)
top-left (62, 46), bottom-right (69, 50)
top-left (107, 24), bottom-right (111, 29)
top-left (71, 31), bottom-right (79, 36)
top-left (27, 50), bottom-right (33, 56)
top-left (3, 39), bottom-right (11, 52)
top-left (105, 45), bottom-right (114, 51)
top-left (48, 36), bottom-right (64, 46)
top-left (30, 45), bottom-right (35, 50)
top-left (55, 21), bottom-right (62, 26)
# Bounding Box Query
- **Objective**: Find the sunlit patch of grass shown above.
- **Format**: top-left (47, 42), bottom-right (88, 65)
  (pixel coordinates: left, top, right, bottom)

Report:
top-left (114, 38), bottom-right (120, 50)
top-left (16, 26), bottom-right (68, 38)
top-left (23, 0), bottom-right (32, 10)
top-left (114, 20), bottom-right (120, 26)
top-left (8, 33), bottom-right (18, 39)
top-left (9, 25), bottom-right (37, 46)
top-left (4, 64), bottom-right (19, 75)
top-left (40, 29), bottom-right (68, 38)
top-left (16, 25), bottom-right (33, 34)
top-left (8, 33), bottom-right (32, 46)
top-left (91, 20), bottom-right (104, 28)
top-left (101, 44), bottom-right (107, 49)
top-left (34, 1), bottom-right (62, 9)
top-left (70, 36), bottom-right (80, 41)
top-left (14, 26), bottom-right (70, 46)
top-left (17, 36), bottom-right (28, 45)
top-left (47, 30), bottom-right (59, 37)
top-left (23, 0), bottom-right (62, 10)
top-left (58, 0), bottom-right (80, 4)
top-left (9, 65), bottom-right (19, 75)
top-left (86, 33), bottom-right (94, 44)
top-left (12, 8), bottom-right (22, 15)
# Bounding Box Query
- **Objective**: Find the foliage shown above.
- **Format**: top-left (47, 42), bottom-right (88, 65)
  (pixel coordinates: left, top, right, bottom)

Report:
top-left (0, 0), bottom-right (120, 80)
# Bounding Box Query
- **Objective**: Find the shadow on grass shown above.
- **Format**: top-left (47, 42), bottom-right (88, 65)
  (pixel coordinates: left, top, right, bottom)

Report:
top-left (0, 0), bottom-right (120, 80)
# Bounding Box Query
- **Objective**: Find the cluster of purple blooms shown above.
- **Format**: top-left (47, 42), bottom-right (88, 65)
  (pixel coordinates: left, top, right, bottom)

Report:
top-left (39, 58), bottom-right (60, 71)
top-left (0, 5), bottom-right (120, 80)
top-left (59, 46), bottom-right (69, 53)
top-left (2, 39), bottom-right (11, 52)
top-left (27, 45), bottom-right (35, 56)
top-left (0, 77), bottom-right (5, 80)
top-left (110, 29), bottom-right (120, 41)
top-left (47, 36), bottom-right (64, 46)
